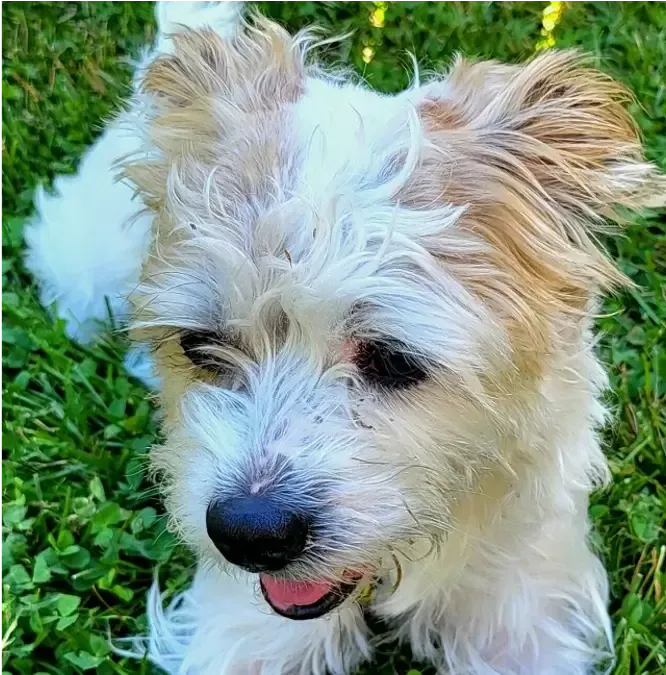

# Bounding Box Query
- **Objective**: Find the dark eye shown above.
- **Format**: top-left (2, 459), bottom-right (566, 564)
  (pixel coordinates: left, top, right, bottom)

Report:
top-left (180, 329), bottom-right (225, 372)
top-left (355, 340), bottom-right (427, 389)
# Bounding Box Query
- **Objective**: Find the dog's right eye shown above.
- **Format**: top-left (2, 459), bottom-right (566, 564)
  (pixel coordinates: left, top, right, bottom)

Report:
top-left (179, 329), bottom-right (225, 371)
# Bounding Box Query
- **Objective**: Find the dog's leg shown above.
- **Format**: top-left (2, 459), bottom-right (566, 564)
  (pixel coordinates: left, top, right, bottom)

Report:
top-left (24, 1), bottom-right (244, 347)
top-left (375, 517), bottom-right (611, 674)
top-left (125, 565), bottom-right (371, 675)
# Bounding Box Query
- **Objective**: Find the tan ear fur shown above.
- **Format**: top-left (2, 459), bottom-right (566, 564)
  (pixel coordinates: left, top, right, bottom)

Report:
top-left (142, 17), bottom-right (305, 110)
top-left (402, 50), bottom-right (665, 359)
top-left (124, 16), bottom-right (308, 232)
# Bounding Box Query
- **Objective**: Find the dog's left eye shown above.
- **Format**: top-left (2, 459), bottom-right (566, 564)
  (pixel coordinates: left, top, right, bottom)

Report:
top-left (355, 340), bottom-right (428, 389)
top-left (180, 329), bottom-right (225, 372)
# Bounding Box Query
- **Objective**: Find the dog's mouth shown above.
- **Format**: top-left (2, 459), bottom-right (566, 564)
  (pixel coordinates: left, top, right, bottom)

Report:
top-left (259, 571), bottom-right (365, 620)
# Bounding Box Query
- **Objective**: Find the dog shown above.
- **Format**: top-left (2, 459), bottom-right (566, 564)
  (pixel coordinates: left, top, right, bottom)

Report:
top-left (25, 3), bottom-right (666, 674)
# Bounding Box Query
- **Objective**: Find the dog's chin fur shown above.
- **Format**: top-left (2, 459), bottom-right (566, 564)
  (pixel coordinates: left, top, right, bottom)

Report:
top-left (25, 3), bottom-right (666, 674)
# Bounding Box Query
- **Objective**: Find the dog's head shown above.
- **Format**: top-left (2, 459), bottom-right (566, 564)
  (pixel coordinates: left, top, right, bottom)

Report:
top-left (126, 18), bottom-right (664, 618)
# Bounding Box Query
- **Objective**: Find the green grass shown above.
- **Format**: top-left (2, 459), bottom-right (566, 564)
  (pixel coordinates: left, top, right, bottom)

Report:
top-left (2, 2), bottom-right (665, 674)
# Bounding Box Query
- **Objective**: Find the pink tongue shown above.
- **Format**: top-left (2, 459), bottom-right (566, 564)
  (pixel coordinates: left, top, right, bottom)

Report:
top-left (260, 574), bottom-right (333, 610)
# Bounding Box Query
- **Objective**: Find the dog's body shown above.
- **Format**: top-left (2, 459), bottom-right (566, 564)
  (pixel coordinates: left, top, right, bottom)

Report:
top-left (25, 3), bottom-right (665, 674)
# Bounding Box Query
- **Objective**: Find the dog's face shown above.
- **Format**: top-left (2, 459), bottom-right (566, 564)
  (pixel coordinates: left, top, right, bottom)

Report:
top-left (127, 20), bottom-right (662, 618)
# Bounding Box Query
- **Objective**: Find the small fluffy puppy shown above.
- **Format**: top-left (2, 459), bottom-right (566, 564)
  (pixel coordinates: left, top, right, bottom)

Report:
top-left (25, 3), bottom-right (666, 674)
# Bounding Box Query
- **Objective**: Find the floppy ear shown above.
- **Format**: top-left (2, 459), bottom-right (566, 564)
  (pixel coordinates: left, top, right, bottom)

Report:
top-left (402, 50), bottom-right (665, 353)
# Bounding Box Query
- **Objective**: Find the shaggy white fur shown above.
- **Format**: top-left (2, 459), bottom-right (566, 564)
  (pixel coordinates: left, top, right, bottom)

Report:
top-left (24, 122), bottom-right (151, 344)
top-left (26, 2), bottom-right (666, 675)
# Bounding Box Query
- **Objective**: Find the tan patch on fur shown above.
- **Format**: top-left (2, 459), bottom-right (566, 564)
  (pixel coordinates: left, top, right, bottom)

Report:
top-left (126, 17), bottom-right (308, 231)
top-left (419, 99), bottom-right (461, 131)
top-left (143, 20), bottom-right (305, 110)
top-left (402, 50), bottom-right (666, 363)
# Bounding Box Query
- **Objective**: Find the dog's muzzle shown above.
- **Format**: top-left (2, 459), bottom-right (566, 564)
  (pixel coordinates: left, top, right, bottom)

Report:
top-left (206, 495), bottom-right (369, 619)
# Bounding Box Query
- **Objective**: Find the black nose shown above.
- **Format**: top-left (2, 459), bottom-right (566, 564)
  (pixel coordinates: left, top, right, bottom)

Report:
top-left (206, 496), bottom-right (309, 572)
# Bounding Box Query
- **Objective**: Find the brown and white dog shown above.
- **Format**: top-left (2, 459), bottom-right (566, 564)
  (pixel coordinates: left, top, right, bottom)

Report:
top-left (25, 3), bottom-right (665, 674)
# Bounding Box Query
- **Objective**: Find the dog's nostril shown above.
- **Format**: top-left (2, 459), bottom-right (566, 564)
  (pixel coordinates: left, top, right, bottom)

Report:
top-left (206, 496), bottom-right (309, 573)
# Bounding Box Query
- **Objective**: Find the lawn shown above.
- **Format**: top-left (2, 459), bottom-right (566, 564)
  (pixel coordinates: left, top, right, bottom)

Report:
top-left (2, 2), bottom-right (665, 674)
